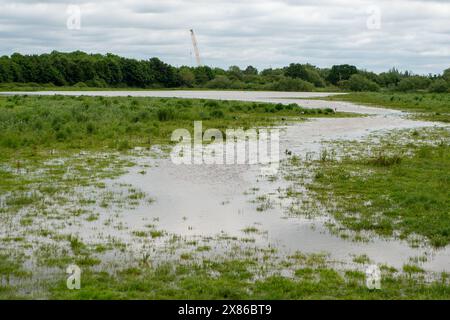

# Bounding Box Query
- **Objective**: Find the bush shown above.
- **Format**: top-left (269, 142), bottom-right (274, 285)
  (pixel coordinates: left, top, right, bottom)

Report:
top-left (285, 64), bottom-right (325, 87)
top-left (269, 77), bottom-right (315, 92)
top-left (205, 76), bottom-right (232, 89)
top-left (327, 64), bottom-right (358, 85)
top-left (348, 74), bottom-right (380, 92)
top-left (443, 68), bottom-right (450, 83)
top-left (396, 78), bottom-right (415, 92)
top-left (428, 79), bottom-right (449, 93)
top-left (396, 76), bottom-right (431, 92)
top-left (86, 76), bottom-right (107, 88)
top-left (229, 80), bottom-right (246, 90)
top-left (74, 82), bottom-right (88, 88)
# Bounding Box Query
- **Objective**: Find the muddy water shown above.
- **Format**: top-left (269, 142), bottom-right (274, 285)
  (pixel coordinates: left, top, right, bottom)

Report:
top-left (6, 90), bottom-right (450, 272)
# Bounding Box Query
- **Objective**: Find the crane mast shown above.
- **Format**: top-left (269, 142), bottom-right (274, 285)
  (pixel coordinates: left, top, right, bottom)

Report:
top-left (190, 29), bottom-right (202, 66)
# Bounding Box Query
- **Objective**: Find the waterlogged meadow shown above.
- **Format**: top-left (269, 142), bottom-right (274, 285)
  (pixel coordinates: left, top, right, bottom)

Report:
top-left (282, 128), bottom-right (450, 247)
top-left (0, 94), bottom-right (339, 153)
top-left (0, 92), bottom-right (449, 299)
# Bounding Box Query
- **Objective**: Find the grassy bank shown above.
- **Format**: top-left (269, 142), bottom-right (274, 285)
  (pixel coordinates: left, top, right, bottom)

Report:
top-left (323, 92), bottom-right (450, 122)
top-left (0, 95), bottom-right (347, 159)
top-left (305, 129), bottom-right (450, 247)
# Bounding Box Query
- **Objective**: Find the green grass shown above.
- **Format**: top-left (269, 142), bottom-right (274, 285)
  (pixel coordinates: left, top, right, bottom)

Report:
top-left (324, 92), bottom-right (450, 122)
top-left (0, 95), bottom-right (348, 158)
top-left (0, 254), bottom-right (29, 278)
top-left (1, 95), bottom-right (448, 300)
top-left (309, 143), bottom-right (450, 247)
top-left (48, 259), bottom-right (449, 300)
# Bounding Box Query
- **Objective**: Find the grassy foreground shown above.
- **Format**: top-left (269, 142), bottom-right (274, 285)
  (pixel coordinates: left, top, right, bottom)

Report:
top-left (306, 129), bottom-right (450, 247)
top-left (1, 95), bottom-right (449, 300)
top-left (49, 259), bottom-right (449, 300)
top-left (2, 249), bottom-right (448, 300)
top-left (323, 92), bottom-right (450, 122)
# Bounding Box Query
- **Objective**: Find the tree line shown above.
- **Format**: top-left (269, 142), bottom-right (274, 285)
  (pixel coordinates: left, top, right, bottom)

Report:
top-left (0, 51), bottom-right (449, 93)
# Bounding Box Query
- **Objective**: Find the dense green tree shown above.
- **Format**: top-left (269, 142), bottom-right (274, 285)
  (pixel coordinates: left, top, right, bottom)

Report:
top-left (244, 65), bottom-right (258, 75)
top-left (378, 68), bottom-right (403, 88)
top-left (0, 51), bottom-right (448, 93)
top-left (148, 57), bottom-right (180, 87)
top-left (178, 67), bottom-right (196, 87)
top-left (227, 66), bottom-right (243, 81)
top-left (327, 64), bottom-right (358, 85)
top-left (285, 63), bottom-right (309, 79)
top-left (121, 58), bottom-right (149, 87)
top-left (443, 68), bottom-right (450, 83)
top-left (284, 63), bottom-right (325, 87)
top-left (0, 56), bottom-right (13, 82)
top-left (193, 66), bottom-right (214, 85)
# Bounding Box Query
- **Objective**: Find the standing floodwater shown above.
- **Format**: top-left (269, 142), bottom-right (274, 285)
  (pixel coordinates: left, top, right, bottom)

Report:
top-left (2, 90), bottom-right (446, 272)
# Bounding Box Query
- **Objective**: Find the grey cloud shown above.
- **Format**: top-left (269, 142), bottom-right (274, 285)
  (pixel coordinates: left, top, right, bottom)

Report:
top-left (0, 0), bottom-right (449, 74)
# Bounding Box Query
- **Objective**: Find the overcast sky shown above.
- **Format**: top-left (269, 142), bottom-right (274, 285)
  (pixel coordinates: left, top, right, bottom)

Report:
top-left (0, 0), bottom-right (449, 74)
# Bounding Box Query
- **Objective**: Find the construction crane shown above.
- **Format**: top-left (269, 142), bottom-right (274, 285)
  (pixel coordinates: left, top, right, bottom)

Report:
top-left (190, 29), bottom-right (202, 66)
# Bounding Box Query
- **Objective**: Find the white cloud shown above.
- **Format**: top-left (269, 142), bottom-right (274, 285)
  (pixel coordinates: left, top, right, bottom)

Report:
top-left (0, 0), bottom-right (449, 74)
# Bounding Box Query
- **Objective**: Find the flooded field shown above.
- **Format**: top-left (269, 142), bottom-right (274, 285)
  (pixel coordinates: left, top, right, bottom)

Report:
top-left (1, 90), bottom-right (449, 298)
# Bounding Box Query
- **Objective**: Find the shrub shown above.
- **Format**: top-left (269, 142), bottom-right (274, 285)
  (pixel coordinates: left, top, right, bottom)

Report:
top-left (348, 74), bottom-right (380, 92)
top-left (396, 78), bottom-right (415, 92)
top-left (443, 68), bottom-right (450, 83)
top-left (428, 79), bottom-right (449, 93)
top-left (285, 64), bottom-right (325, 87)
top-left (396, 76), bottom-right (431, 92)
top-left (270, 77), bottom-right (315, 92)
top-left (86, 76), bottom-right (107, 88)
top-left (327, 64), bottom-right (358, 85)
top-left (74, 82), bottom-right (88, 87)
top-left (205, 76), bottom-right (232, 89)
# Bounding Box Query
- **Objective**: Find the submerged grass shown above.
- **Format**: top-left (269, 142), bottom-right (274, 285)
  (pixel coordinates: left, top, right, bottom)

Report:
top-left (309, 139), bottom-right (450, 247)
